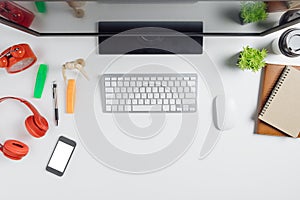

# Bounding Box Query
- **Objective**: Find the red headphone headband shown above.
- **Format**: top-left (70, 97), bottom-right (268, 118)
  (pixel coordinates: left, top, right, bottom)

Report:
top-left (0, 97), bottom-right (46, 129)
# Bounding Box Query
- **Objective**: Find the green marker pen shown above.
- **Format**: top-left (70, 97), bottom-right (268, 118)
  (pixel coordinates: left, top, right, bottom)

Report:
top-left (35, 1), bottom-right (47, 13)
top-left (34, 64), bottom-right (48, 98)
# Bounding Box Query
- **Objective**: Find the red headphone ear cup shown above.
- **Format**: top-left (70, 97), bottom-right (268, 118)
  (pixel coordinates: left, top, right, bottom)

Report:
top-left (25, 115), bottom-right (47, 138)
top-left (10, 45), bottom-right (25, 58)
top-left (2, 140), bottom-right (29, 160)
top-left (0, 56), bottom-right (8, 68)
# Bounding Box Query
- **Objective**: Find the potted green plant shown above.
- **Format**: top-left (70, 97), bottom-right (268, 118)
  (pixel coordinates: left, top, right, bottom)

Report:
top-left (237, 46), bottom-right (267, 72)
top-left (240, 1), bottom-right (268, 24)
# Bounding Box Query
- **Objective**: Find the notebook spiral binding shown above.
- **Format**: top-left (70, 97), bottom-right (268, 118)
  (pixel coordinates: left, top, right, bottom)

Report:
top-left (259, 66), bottom-right (291, 117)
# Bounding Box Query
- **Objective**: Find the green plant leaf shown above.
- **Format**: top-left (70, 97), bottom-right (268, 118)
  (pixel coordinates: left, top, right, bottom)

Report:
top-left (240, 1), bottom-right (268, 23)
top-left (237, 46), bottom-right (268, 72)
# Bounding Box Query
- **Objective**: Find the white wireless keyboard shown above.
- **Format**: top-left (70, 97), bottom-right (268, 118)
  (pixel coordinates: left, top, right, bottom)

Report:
top-left (101, 73), bottom-right (197, 112)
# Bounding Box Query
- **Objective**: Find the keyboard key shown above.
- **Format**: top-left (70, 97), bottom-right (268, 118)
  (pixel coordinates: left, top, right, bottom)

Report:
top-left (183, 99), bottom-right (196, 104)
top-left (106, 94), bottom-right (115, 99)
top-left (130, 81), bottom-right (135, 87)
top-left (112, 105), bottom-right (118, 111)
top-left (118, 105), bottom-right (124, 111)
top-left (176, 99), bottom-right (181, 105)
top-left (171, 105), bottom-right (176, 111)
top-left (191, 87), bottom-right (196, 92)
top-left (111, 82), bottom-right (117, 87)
top-left (116, 93), bottom-right (122, 99)
top-left (115, 87), bottom-right (120, 93)
top-left (127, 87), bottom-right (133, 93)
top-left (106, 105), bottom-right (112, 111)
top-left (135, 93), bottom-right (141, 99)
top-left (190, 107), bottom-right (196, 112)
top-left (188, 81), bottom-right (196, 86)
top-left (132, 99), bottom-right (138, 105)
top-left (120, 99), bottom-right (125, 105)
top-left (123, 93), bottom-right (128, 99)
top-left (185, 93), bottom-right (196, 98)
top-left (117, 81), bottom-right (123, 86)
top-left (105, 87), bottom-right (114, 93)
top-left (129, 93), bottom-right (134, 99)
top-left (140, 87), bottom-right (145, 93)
top-left (163, 105), bottom-right (170, 111)
top-left (138, 99), bottom-right (144, 104)
top-left (183, 105), bottom-right (189, 111)
top-left (124, 105), bottom-right (131, 111)
top-left (133, 105), bottom-right (162, 112)
top-left (121, 87), bottom-right (126, 93)
top-left (151, 99), bottom-right (156, 104)
top-left (149, 81), bottom-right (155, 86)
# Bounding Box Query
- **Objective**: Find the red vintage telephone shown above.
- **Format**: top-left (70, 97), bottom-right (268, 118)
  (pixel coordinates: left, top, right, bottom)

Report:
top-left (0, 1), bottom-right (35, 28)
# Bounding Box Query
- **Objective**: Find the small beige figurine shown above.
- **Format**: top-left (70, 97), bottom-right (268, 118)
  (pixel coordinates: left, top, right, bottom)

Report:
top-left (66, 1), bottom-right (86, 18)
top-left (62, 58), bottom-right (89, 82)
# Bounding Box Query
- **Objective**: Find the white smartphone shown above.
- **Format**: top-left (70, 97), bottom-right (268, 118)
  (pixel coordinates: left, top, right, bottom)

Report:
top-left (46, 136), bottom-right (76, 177)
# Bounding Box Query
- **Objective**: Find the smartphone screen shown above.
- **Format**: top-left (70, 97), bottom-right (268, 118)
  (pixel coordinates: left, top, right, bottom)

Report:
top-left (46, 136), bottom-right (76, 177)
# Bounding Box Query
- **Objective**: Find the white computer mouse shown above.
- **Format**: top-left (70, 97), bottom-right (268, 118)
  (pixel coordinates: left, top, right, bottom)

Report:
top-left (213, 95), bottom-right (237, 131)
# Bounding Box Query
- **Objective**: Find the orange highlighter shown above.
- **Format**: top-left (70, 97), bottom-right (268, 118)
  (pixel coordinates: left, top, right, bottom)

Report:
top-left (66, 79), bottom-right (76, 113)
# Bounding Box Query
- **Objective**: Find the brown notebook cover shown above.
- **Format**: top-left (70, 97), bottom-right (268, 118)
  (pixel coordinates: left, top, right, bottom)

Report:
top-left (256, 63), bottom-right (300, 137)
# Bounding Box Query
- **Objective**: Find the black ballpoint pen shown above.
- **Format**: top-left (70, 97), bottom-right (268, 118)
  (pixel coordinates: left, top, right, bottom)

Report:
top-left (52, 81), bottom-right (59, 126)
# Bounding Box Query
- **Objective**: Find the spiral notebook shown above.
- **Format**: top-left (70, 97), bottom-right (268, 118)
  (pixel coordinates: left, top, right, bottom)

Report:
top-left (258, 66), bottom-right (300, 138)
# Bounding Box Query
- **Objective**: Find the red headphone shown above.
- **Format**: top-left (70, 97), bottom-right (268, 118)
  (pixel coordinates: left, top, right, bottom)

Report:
top-left (0, 43), bottom-right (37, 74)
top-left (0, 97), bottom-right (49, 160)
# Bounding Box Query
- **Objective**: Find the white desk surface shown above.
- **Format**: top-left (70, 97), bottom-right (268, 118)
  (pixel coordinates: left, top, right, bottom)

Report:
top-left (1, 15), bottom-right (300, 200)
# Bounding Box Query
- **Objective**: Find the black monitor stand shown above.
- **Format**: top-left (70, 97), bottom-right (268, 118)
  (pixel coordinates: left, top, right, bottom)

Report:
top-left (98, 21), bottom-right (203, 54)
